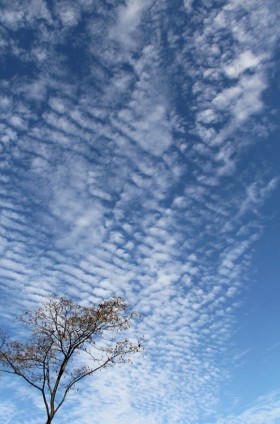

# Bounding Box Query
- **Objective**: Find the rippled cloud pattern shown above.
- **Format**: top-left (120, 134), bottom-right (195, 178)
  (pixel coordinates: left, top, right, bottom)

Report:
top-left (0, 0), bottom-right (280, 423)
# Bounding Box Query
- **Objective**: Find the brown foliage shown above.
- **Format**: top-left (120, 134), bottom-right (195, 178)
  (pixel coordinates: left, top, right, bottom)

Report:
top-left (0, 296), bottom-right (142, 424)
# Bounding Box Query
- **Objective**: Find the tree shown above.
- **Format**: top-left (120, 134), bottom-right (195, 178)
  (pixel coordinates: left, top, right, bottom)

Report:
top-left (0, 296), bottom-right (142, 424)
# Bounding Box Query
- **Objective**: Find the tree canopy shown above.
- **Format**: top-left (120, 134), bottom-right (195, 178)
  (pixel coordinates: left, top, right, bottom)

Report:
top-left (0, 296), bottom-right (142, 424)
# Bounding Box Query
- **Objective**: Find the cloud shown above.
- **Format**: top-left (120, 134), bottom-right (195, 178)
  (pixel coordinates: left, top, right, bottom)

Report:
top-left (113, 0), bottom-right (152, 47)
top-left (183, 0), bottom-right (194, 12)
top-left (215, 391), bottom-right (280, 424)
top-left (224, 50), bottom-right (264, 79)
top-left (0, 0), bottom-right (279, 423)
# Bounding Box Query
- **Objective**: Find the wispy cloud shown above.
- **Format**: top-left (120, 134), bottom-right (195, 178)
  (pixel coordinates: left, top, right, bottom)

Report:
top-left (215, 391), bottom-right (280, 424)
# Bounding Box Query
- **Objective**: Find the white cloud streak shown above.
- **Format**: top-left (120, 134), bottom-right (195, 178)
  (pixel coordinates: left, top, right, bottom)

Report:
top-left (215, 391), bottom-right (280, 424)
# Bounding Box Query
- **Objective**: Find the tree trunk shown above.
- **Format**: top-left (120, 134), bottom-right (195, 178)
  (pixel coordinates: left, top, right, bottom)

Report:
top-left (45, 414), bottom-right (54, 424)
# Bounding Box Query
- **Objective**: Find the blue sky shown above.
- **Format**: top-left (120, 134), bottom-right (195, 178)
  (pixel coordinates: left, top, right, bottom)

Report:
top-left (0, 0), bottom-right (280, 423)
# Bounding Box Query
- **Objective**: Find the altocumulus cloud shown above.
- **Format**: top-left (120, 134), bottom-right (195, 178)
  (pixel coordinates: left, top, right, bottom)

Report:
top-left (0, 0), bottom-right (280, 423)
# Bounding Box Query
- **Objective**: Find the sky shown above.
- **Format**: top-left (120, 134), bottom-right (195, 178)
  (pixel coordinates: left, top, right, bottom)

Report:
top-left (0, 0), bottom-right (280, 423)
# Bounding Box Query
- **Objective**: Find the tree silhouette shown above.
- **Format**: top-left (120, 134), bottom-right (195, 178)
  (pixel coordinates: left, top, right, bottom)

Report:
top-left (0, 296), bottom-right (141, 424)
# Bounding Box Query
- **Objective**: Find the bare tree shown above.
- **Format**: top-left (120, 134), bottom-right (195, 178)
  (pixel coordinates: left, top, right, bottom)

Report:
top-left (0, 296), bottom-right (142, 424)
